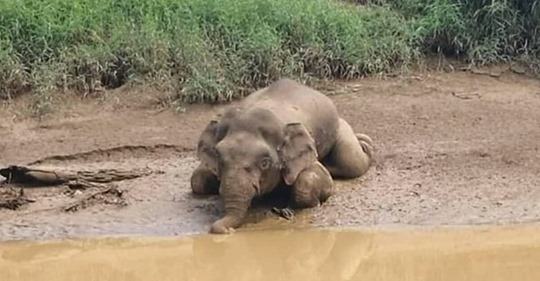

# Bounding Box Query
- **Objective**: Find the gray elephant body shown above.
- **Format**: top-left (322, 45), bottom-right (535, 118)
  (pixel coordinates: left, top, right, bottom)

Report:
top-left (191, 78), bottom-right (374, 234)
top-left (241, 81), bottom-right (340, 162)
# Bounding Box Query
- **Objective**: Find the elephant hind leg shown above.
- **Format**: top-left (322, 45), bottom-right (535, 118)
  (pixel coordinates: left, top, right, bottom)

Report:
top-left (290, 161), bottom-right (334, 209)
top-left (190, 163), bottom-right (220, 195)
top-left (322, 118), bottom-right (374, 179)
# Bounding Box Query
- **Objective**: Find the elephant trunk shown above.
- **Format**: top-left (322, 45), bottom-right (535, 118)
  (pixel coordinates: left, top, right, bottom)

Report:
top-left (210, 176), bottom-right (256, 234)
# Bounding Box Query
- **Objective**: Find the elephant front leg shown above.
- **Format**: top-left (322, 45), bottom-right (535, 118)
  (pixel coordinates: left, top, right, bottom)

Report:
top-left (272, 161), bottom-right (334, 220)
top-left (190, 163), bottom-right (220, 195)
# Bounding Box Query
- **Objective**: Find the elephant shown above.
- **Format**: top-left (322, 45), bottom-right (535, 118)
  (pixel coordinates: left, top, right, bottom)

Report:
top-left (190, 78), bottom-right (374, 234)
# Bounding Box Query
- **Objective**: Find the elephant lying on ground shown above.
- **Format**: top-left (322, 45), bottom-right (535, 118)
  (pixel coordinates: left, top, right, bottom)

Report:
top-left (190, 78), bottom-right (374, 234)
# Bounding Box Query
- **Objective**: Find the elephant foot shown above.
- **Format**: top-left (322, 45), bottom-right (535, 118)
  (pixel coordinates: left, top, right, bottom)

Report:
top-left (271, 207), bottom-right (295, 220)
top-left (355, 133), bottom-right (374, 160)
top-left (191, 164), bottom-right (220, 195)
top-left (355, 133), bottom-right (373, 147)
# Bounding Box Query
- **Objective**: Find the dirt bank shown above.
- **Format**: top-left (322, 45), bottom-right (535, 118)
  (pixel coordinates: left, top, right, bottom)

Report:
top-left (1, 67), bottom-right (540, 241)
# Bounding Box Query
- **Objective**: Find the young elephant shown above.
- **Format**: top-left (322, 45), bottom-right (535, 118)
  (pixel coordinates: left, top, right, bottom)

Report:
top-left (190, 78), bottom-right (374, 234)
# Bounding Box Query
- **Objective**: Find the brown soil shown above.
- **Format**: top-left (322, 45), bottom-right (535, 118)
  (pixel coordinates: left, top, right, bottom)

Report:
top-left (1, 65), bottom-right (540, 241)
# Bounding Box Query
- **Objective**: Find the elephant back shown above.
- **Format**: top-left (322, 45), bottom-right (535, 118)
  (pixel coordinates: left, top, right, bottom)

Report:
top-left (241, 79), bottom-right (340, 159)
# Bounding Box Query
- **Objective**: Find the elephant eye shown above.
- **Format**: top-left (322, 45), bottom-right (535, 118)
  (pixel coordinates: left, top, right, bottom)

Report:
top-left (259, 157), bottom-right (272, 170)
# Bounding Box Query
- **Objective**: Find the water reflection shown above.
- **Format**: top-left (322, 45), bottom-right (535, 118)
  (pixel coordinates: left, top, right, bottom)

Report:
top-left (2, 225), bottom-right (540, 281)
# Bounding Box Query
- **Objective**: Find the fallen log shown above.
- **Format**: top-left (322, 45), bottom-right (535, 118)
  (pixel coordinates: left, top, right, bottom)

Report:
top-left (0, 165), bottom-right (154, 187)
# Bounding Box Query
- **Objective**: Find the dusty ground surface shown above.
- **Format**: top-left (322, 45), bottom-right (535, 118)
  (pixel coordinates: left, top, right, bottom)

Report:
top-left (1, 65), bottom-right (539, 241)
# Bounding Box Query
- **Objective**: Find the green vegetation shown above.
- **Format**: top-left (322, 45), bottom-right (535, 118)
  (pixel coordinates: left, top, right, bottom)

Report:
top-left (390, 0), bottom-right (540, 65)
top-left (0, 0), bottom-right (538, 111)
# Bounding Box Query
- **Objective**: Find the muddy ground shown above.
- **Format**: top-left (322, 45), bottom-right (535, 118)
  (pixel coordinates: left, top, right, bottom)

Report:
top-left (1, 65), bottom-right (539, 241)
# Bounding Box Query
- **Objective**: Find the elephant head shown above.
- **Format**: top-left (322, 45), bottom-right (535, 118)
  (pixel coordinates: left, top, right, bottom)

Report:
top-left (196, 108), bottom-right (319, 233)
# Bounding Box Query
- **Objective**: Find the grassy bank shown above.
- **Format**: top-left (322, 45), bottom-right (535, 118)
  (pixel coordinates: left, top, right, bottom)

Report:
top-left (0, 0), bottom-right (538, 112)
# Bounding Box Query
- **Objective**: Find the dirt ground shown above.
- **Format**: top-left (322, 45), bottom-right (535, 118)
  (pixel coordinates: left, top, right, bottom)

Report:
top-left (1, 65), bottom-right (539, 241)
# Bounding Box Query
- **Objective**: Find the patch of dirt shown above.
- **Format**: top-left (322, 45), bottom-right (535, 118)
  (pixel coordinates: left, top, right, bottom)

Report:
top-left (1, 65), bottom-right (540, 241)
top-left (0, 186), bottom-right (35, 210)
top-left (63, 185), bottom-right (126, 213)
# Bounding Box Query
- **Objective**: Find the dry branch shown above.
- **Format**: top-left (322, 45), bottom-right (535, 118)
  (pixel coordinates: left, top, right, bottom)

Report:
top-left (63, 185), bottom-right (126, 212)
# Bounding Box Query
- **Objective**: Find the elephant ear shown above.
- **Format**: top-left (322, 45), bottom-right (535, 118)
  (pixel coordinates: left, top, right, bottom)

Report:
top-left (278, 122), bottom-right (318, 185)
top-left (197, 119), bottom-right (222, 175)
top-left (197, 107), bottom-right (241, 175)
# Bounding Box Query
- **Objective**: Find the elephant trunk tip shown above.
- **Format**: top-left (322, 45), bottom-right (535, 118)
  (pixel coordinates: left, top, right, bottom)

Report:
top-left (209, 215), bottom-right (244, 234)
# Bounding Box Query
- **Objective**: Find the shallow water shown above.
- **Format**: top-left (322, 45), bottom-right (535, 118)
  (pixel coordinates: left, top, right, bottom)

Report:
top-left (2, 225), bottom-right (540, 281)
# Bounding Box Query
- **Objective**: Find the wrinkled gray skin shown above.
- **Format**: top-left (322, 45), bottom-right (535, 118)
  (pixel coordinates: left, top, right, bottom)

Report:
top-left (190, 78), bottom-right (374, 234)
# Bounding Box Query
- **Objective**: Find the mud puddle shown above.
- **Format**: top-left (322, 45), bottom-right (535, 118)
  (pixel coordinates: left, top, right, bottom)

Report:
top-left (1, 225), bottom-right (540, 281)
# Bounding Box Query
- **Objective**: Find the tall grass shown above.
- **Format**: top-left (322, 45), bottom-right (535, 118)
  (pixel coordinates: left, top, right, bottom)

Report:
top-left (0, 0), bottom-right (418, 105)
top-left (0, 0), bottom-right (538, 110)
top-left (388, 0), bottom-right (540, 67)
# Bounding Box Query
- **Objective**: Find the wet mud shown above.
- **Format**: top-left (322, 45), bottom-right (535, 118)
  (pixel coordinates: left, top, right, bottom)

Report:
top-left (1, 68), bottom-right (540, 241)
top-left (2, 225), bottom-right (540, 281)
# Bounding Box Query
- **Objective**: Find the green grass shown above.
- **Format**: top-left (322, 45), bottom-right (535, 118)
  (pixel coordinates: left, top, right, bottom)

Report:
top-left (0, 0), bottom-right (539, 112)
top-left (390, 0), bottom-right (540, 65)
